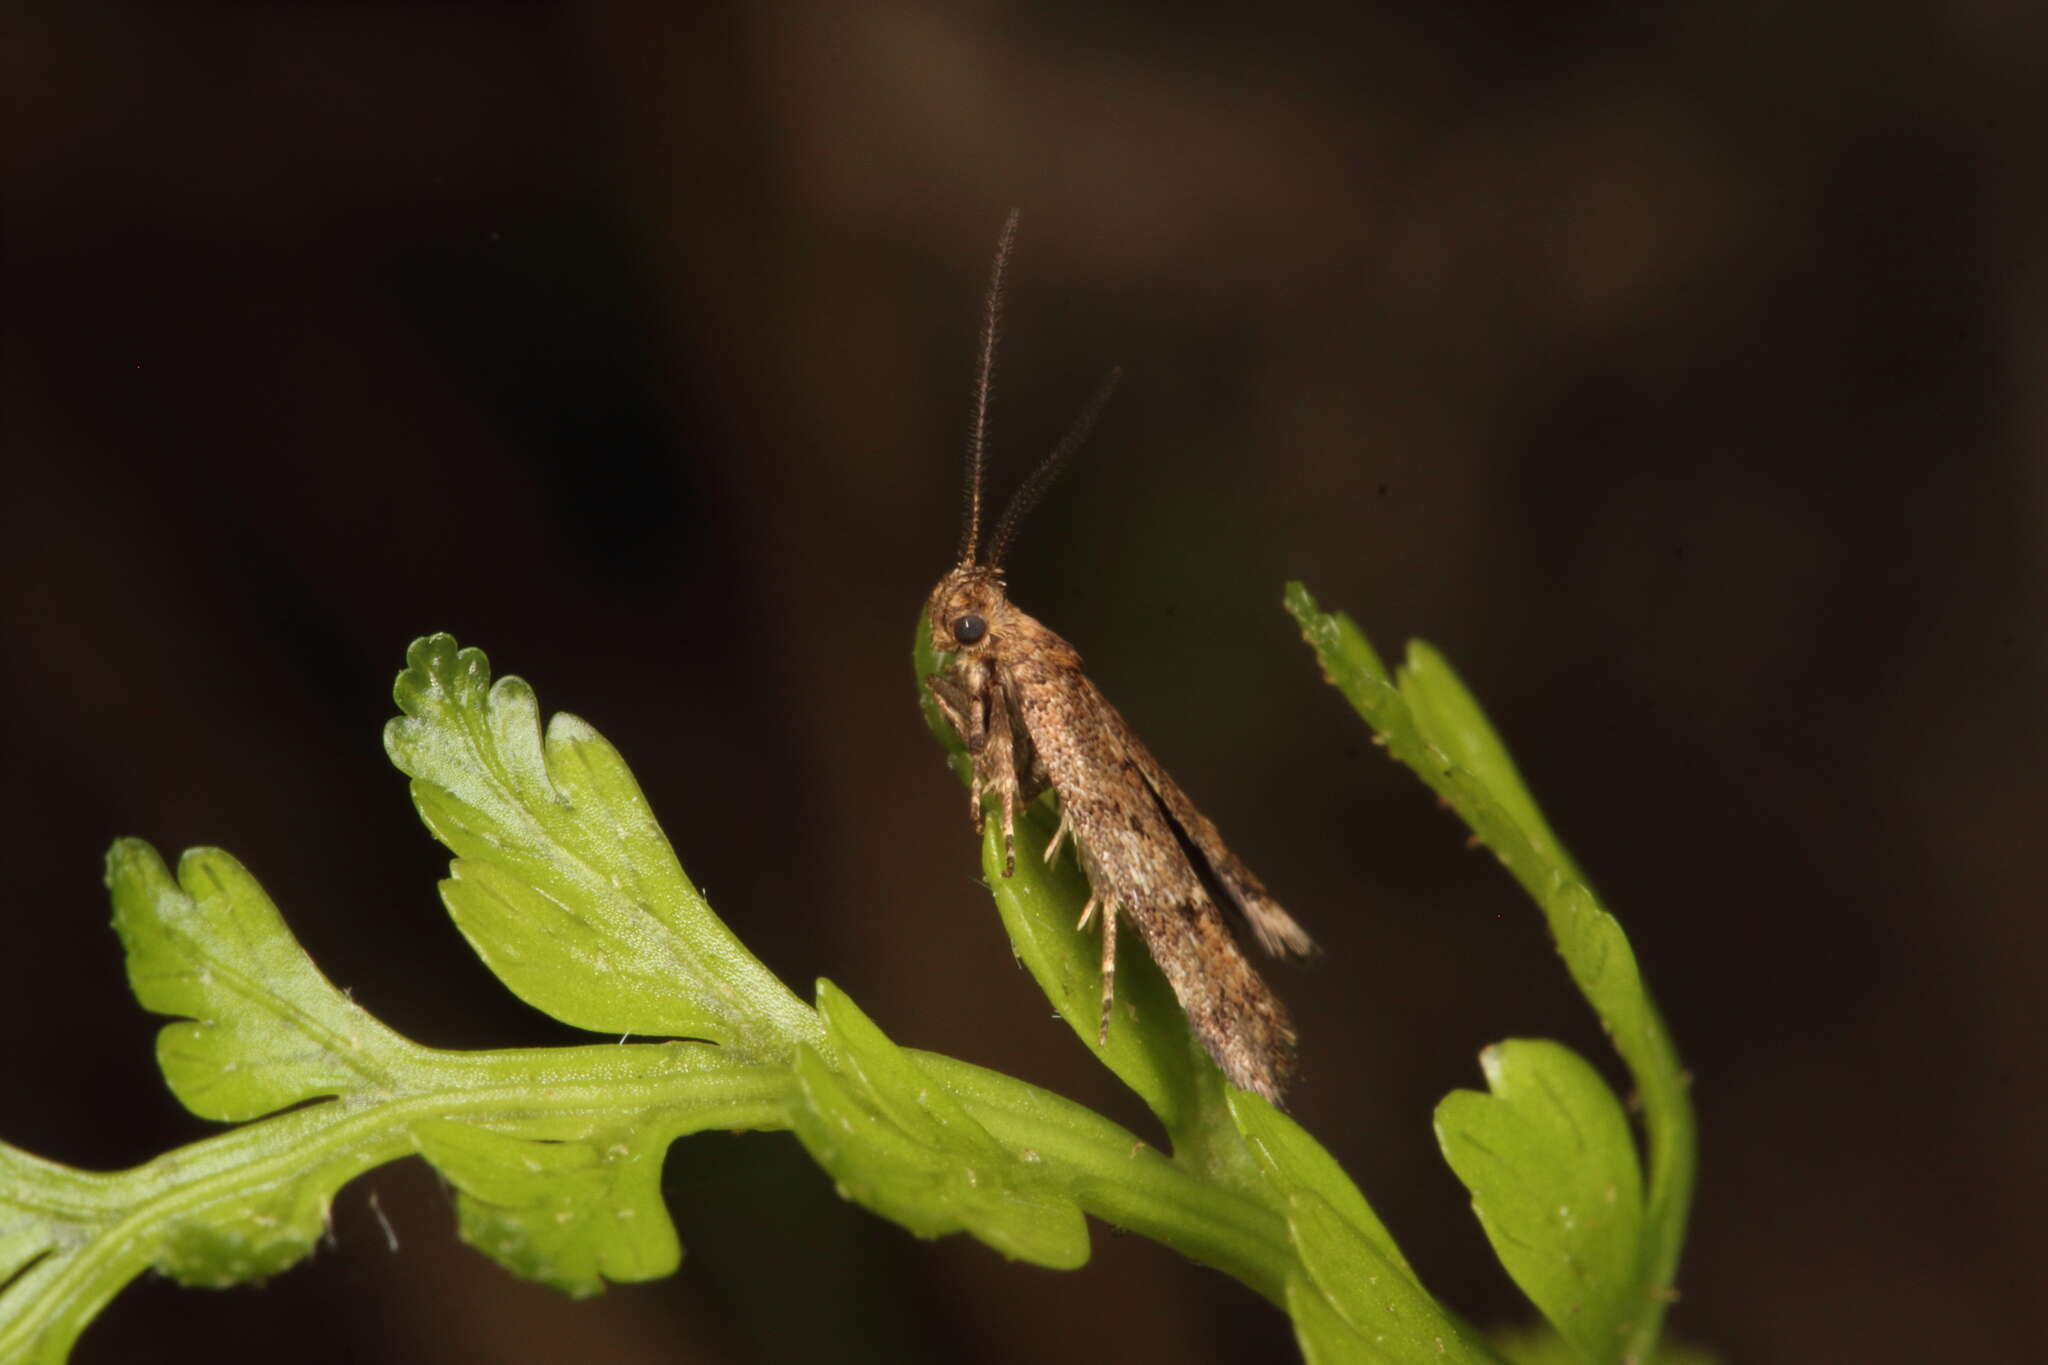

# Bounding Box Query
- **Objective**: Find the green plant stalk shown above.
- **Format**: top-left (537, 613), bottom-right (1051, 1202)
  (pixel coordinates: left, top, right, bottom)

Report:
top-left (908, 1051), bottom-right (1297, 1304)
top-left (4, 599), bottom-right (1695, 1365)
top-left (1, 1042), bottom-right (1303, 1362)
top-left (1285, 583), bottom-right (1696, 1360)
top-left (0, 1051), bottom-right (794, 1363)
top-left (5, 632), bottom-right (1350, 1363)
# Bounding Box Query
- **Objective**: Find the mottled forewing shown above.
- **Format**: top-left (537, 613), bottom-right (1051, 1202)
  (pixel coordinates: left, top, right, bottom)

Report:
top-left (1132, 755), bottom-right (1317, 959)
top-left (999, 642), bottom-right (1297, 1100)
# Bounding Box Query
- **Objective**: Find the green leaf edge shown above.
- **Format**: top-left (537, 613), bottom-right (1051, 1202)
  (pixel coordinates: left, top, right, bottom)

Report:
top-left (1435, 1040), bottom-right (1647, 1361)
top-left (2, 577), bottom-right (1698, 1365)
top-left (1284, 582), bottom-right (1696, 1363)
top-left (2, 622), bottom-right (1416, 1364)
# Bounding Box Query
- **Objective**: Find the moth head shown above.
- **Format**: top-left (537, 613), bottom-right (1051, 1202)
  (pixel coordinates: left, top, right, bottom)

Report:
top-left (927, 564), bottom-right (1008, 655)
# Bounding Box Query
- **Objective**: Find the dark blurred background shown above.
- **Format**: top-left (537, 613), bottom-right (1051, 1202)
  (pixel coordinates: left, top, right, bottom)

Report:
top-left (3, 3), bottom-right (2042, 1362)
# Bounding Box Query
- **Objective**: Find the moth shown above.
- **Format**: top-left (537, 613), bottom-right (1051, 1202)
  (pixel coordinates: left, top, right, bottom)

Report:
top-left (924, 213), bottom-right (1315, 1103)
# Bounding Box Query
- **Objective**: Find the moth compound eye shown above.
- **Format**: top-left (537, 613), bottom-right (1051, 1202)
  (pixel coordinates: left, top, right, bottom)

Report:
top-left (952, 614), bottom-right (988, 645)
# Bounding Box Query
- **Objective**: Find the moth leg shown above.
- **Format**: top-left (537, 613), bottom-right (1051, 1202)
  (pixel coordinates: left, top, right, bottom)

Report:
top-left (1075, 893), bottom-right (1098, 930)
top-left (1044, 805), bottom-right (1073, 866)
top-left (926, 671), bottom-right (991, 834)
top-left (925, 673), bottom-right (982, 749)
top-left (1095, 899), bottom-right (1119, 1045)
top-left (980, 678), bottom-right (1022, 877)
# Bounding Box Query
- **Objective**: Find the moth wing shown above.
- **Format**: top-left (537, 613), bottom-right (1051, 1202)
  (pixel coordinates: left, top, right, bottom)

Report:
top-left (1127, 743), bottom-right (1318, 959)
top-left (1005, 660), bottom-right (1298, 1099)
top-left (1005, 668), bottom-right (1198, 911)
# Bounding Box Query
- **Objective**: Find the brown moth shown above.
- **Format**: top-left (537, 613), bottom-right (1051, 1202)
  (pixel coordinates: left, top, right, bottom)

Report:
top-left (924, 212), bottom-right (1315, 1103)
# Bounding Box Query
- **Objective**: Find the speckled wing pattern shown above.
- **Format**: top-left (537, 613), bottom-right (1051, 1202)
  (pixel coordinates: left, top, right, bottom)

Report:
top-left (996, 616), bottom-right (1309, 1103)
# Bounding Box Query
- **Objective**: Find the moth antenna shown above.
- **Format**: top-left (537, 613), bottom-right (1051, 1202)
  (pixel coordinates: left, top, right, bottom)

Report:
top-left (959, 209), bottom-right (1020, 568)
top-left (986, 365), bottom-right (1122, 571)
